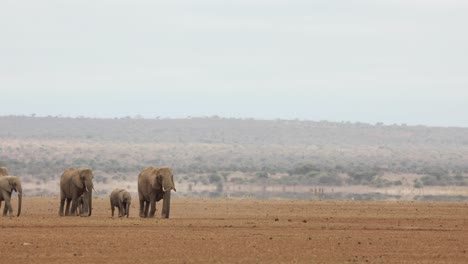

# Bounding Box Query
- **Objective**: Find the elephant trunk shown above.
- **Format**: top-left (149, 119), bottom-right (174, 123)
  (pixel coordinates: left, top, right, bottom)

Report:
top-left (17, 192), bottom-right (22, 217)
top-left (16, 183), bottom-right (22, 217)
top-left (126, 203), bottom-right (130, 218)
top-left (88, 191), bottom-right (93, 216)
top-left (85, 181), bottom-right (93, 216)
top-left (162, 178), bottom-right (176, 193)
top-left (161, 190), bottom-right (171, 218)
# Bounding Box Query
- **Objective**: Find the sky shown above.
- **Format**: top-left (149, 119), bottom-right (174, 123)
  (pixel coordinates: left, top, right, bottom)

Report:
top-left (1, 0), bottom-right (467, 127)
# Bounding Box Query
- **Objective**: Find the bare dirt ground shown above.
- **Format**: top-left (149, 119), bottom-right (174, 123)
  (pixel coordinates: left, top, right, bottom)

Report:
top-left (0, 197), bottom-right (467, 263)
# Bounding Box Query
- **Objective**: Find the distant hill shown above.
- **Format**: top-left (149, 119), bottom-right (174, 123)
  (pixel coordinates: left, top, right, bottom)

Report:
top-left (1, 116), bottom-right (467, 197)
top-left (1, 115), bottom-right (468, 146)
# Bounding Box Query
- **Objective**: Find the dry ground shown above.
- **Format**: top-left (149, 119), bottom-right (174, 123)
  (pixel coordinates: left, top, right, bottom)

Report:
top-left (0, 197), bottom-right (467, 263)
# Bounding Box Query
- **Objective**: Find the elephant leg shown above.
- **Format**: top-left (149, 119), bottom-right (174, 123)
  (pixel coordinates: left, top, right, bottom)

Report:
top-left (139, 199), bottom-right (145, 218)
top-left (4, 197), bottom-right (13, 217)
top-left (59, 193), bottom-right (66, 216)
top-left (2, 203), bottom-right (8, 216)
top-left (70, 198), bottom-right (78, 216)
top-left (149, 197), bottom-right (156, 218)
top-left (65, 198), bottom-right (71, 216)
top-left (118, 200), bottom-right (124, 217)
top-left (77, 202), bottom-right (82, 216)
top-left (144, 201), bottom-right (150, 217)
top-left (122, 203), bottom-right (127, 216)
top-left (59, 199), bottom-right (65, 216)
top-left (125, 203), bottom-right (130, 218)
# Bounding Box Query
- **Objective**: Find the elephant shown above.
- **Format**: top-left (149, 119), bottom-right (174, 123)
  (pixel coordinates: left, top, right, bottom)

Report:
top-left (110, 189), bottom-right (132, 218)
top-left (0, 176), bottom-right (22, 217)
top-left (59, 168), bottom-right (94, 217)
top-left (137, 167), bottom-right (176, 218)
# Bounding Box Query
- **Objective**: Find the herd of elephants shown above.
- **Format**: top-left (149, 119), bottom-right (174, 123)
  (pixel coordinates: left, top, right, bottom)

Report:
top-left (0, 166), bottom-right (176, 218)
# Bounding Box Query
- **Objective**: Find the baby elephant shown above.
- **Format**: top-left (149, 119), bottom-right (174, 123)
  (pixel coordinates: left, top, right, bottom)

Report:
top-left (76, 194), bottom-right (85, 216)
top-left (110, 189), bottom-right (131, 218)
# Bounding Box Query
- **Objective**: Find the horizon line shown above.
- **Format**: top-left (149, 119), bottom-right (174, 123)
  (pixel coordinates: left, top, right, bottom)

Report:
top-left (1, 114), bottom-right (467, 129)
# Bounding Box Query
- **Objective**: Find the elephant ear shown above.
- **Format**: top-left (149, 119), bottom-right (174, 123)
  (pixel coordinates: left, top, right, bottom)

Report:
top-left (0, 176), bottom-right (12, 192)
top-left (124, 192), bottom-right (131, 202)
top-left (150, 168), bottom-right (160, 190)
top-left (118, 189), bottom-right (126, 202)
top-left (72, 171), bottom-right (84, 189)
top-left (80, 169), bottom-right (93, 179)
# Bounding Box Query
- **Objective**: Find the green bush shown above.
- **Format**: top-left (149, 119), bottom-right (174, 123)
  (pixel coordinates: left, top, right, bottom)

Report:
top-left (256, 171), bottom-right (268, 179)
top-left (347, 169), bottom-right (378, 185)
top-left (289, 163), bottom-right (320, 175)
top-left (208, 173), bottom-right (222, 184)
top-left (318, 174), bottom-right (342, 185)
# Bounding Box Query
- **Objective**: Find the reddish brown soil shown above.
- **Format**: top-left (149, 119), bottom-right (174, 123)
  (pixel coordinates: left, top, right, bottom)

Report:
top-left (0, 197), bottom-right (467, 263)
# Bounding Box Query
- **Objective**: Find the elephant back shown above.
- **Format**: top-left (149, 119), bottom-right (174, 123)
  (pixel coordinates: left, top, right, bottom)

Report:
top-left (138, 167), bottom-right (156, 185)
top-left (0, 176), bottom-right (13, 192)
top-left (110, 188), bottom-right (124, 196)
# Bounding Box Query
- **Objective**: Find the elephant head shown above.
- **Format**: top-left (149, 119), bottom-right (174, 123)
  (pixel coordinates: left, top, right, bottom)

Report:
top-left (0, 167), bottom-right (8, 176)
top-left (152, 167), bottom-right (175, 218)
top-left (121, 191), bottom-right (131, 218)
top-left (72, 169), bottom-right (94, 216)
top-left (151, 167), bottom-right (176, 193)
top-left (0, 176), bottom-right (22, 217)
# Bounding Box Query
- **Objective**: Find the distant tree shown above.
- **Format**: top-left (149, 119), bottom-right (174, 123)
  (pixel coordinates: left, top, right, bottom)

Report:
top-left (208, 173), bottom-right (222, 184)
top-left (289, 163), bottom-right (320, 175)
top-left (414, 179), bottom-right (424, 188)
top-left (256, 171), bottom-right (268, 179)
top-left (348, 169), bottom-right (378, 185)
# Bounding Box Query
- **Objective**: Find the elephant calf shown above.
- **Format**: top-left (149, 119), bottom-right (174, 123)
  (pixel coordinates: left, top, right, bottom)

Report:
top-left (76, 194), bottom-right (85, 216)
top-left (110, 189), bottom-right (131, 218)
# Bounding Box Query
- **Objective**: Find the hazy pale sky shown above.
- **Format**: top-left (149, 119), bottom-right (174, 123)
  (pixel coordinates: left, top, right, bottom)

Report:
top-left (1, 0), bottom-right (467, 126)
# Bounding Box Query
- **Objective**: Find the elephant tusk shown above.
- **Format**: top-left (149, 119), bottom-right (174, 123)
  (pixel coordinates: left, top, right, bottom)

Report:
top-left (162, 187), bottom-right (175, 192)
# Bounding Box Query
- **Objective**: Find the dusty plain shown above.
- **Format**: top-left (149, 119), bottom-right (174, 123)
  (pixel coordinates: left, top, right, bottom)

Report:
top-left (0, 197), bottom-right (467, 263)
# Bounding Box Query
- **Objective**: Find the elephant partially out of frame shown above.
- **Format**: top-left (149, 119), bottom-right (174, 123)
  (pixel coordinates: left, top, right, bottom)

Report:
top-left (138, 167), bottom-right (176, 218)
top-left (0, 176), bottom-right (22, 217)
top-left (110, 189), bottom-right (132, 218)
top-left (59, 168), bottom-right (94, 217)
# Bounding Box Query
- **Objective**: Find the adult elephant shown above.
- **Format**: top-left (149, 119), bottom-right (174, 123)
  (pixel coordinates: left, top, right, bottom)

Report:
top-left (59, 168), bottom-right (94, 217)
top-left (0, 176), bottom-right (22, 217)
top-left (0, 167), bottom-right (8, 176)
top-left (138, 167), bottom-right (176, 218)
